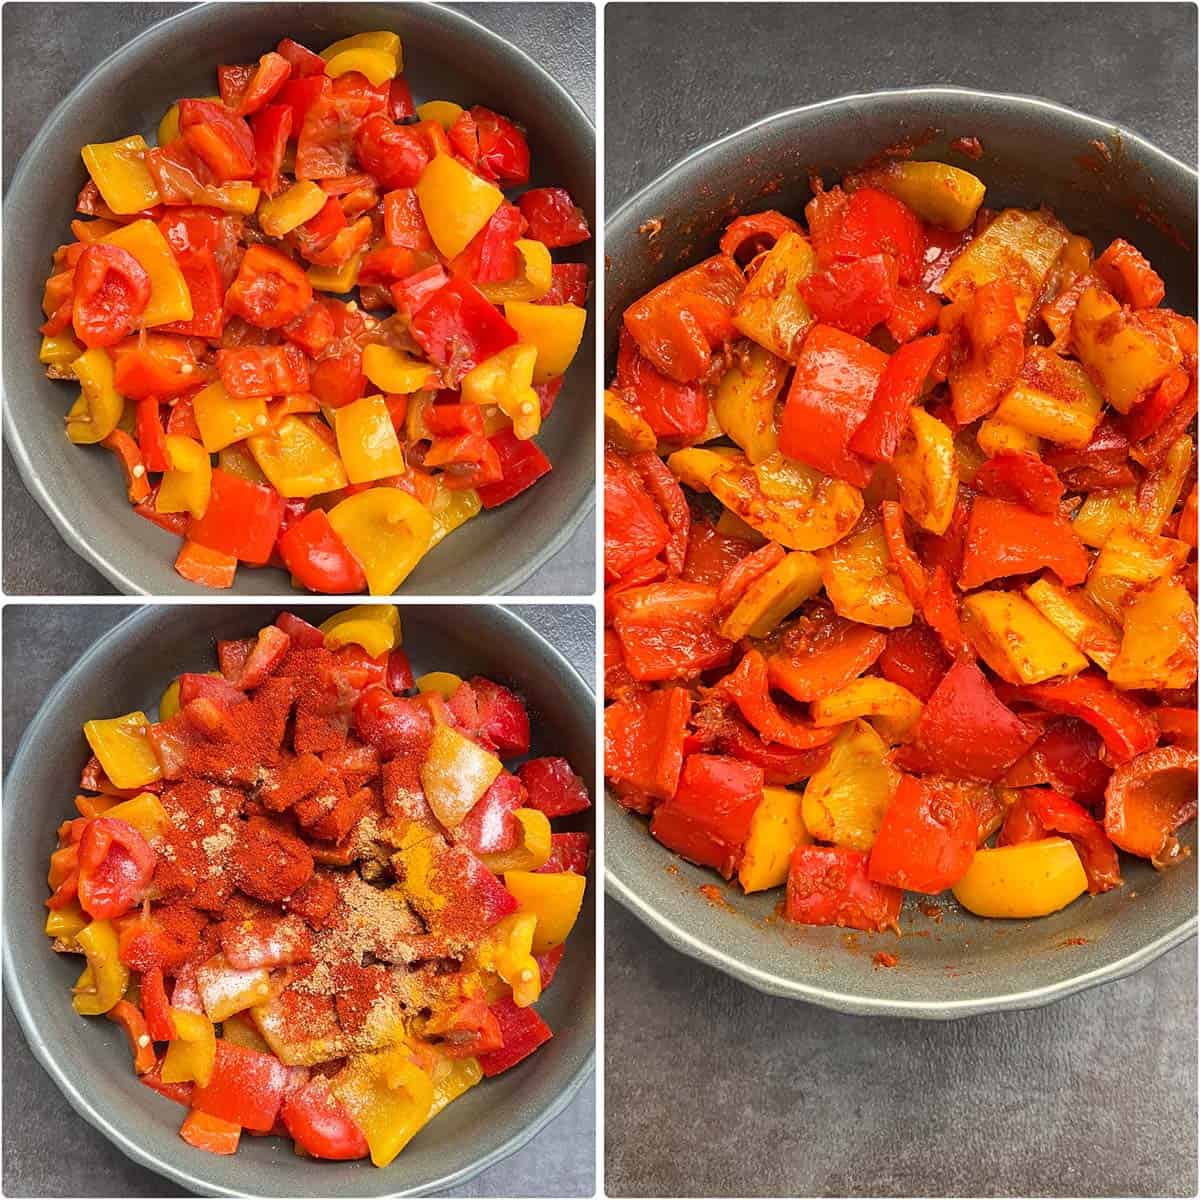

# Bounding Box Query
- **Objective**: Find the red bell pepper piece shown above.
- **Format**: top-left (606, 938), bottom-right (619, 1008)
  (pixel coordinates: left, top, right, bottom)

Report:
top-left (517, 187), bottom-right (590, 248)
top-left (849, 333), bottom-right (947, 462)
top-left (157, 208), bottom-right (229, 339)
top-left (715, 540), bottom-right (786, 616)
top-left (959, 495), bottom-right (1088, 589)
top-left (178, 99), bottom-right (256, 182)
top-left (281, 1076), bottom-right (369, 1160)
top-left (478, 998), bottom-right (552, 1076)
top-left (275, 610), bottom-right (325, 648)
top-left (896, 659), bottom-right (1036, 782)
top-left (867, 775), bottom-right (978, 893)
top-left (466, 678), bottom-right (531, 756)
top-left (190, 1040), bottom-right (290, 1132)
top-left (1095, 237), bottom-right (1165, 309)
top-left (388, 74), bottom-right (415, 121)
top-left (650, 754), bottom-right (764, 878)
top-left (354, 687), bottom-right (434, 759)
top-left (1104, 745), bottom-right (1197, 863)
top-left (766, 602), bottom-right (887, 703)
top-left (785, 844), bottom-right (902, 932)
top-left (187, 469), bottom-right (285, 565)
top-left (518, 757), bottom-right (591, 817)
top-left (277, 509), bottom-right (367, 594)
top-left (217, 343), bottom-right (309, 397)
top-left (71, 244), bottom-right (151, 348)
top-left (179, 1108), bottom-right (242, 1155)
top-left (353, 113), bottom-right (430, 188)
top-left (797, 253), bottom-right (899, 338)
top-left (623, 255), bottom-right (743, 383)
top-left (718, 210), bottom-right (802, 261)
top-left (539, 263), bottom-right (590, 308)
top-left (885, 284), bottom-right (942, 343)
top-left (614, 328), bottom-right (708, 444)
top-left (612, 581), bottom-right (735, 682)
top-left (250, 103), bottom-right (293, 193)
top-left (451, 203), bottom-right (525, 283)
top-left (630, 452), bottom-right (690, 578)
top-left (385, 647), bottom-right (414, 692)
top-left (111, 334), bottom-right (199, 399)
top-left (681, 519), bottom-right (755, 586)
top-left (1155, 707), bottom-right (1198, 753)
top-left (309, 347), bottom-right (363, 409)
top-left (282, 300), bottom-right (336, 357)
top-left (141, 966), bottom-right (176, 1042)
top-left (408, 278), bottom-right (518, 380)
top-left (1003, 718), bottom-right (1112, 806)
top-left (714, 650), bottom-right (841, 750)
top-left (878, 622), bottom-right (951, 702)
top-left (604, 686), bottom-right (691, 801)
top-left (705, 708), bottom-right (832, 785)
top-left (175, 541), bottom-right (237, 589)
top-left (470, 106), bottom-right (531, 186)
top-left (476, 430), bottom-right (552, 508)
top-left (604, 450), bottom-right (669, 582)
top-left (1044, 418), bottom-right (1136, 491)
top-left (107, 999), bottom-right (157, 1074)
top-left (77, 817), bottom-right (156, 920)
top-left (974, 450), bottom-right (1065, 515)
top-left (880, 501), bottom-right (928, 604)
top-left (811, 186), bottom-right (926, 285)
top-left (275, 37), bottom-right (326, 78)
top-left (945, 279), bottom-right (1024, 423)
top-left (276, 74), bottom-right (330, 136)
top-left (229, 51), bottom-right (291, 116)
top-left (1001, 788), bottom-right (1122, 893)
top-left (382, 187), bottom-right (433, 251)
top-left (455, 774), bottom-right (525, 856)
top-left (1007, 672), bottom-right (1158, 765)
top-left (779, 323), bottom-right (886, 486)
top-left (920, 564), bottom-right (972, 660)
top-left (226, 244), bottom-right (312, 329)
top-left (390, 263), bottom-right (448, 317)
top-left (537, 832), bottom-right (591, 875)
top-left (142, 1066), bottom-right (194, 1107)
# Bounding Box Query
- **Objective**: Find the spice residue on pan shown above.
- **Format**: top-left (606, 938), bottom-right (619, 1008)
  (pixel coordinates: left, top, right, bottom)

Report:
top-left (950, 135), bottom-right (983, 160)
top-left (917, 902), bottom-right (944, 924)
top-left (699, 883), bottom-right (734, 911)
top-left (873, 951), bottom-right (899, 969)
top-left (639, 217), bottom-right (663, 239)
top-left (1058, 936), bottom-right (1090, 948)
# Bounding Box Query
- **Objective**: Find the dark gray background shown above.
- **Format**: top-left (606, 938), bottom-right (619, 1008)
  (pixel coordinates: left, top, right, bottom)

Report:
top-left (604, 3), bottom-right (1198, 1196)
top-left (1, 2), bottom-right (595, 596)
top-left (2, 603), bottom-right (595, 1197)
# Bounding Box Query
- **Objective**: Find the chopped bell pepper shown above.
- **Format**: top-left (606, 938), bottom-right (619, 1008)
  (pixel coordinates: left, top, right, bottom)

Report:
top-left (420, 723), bottom-right (503, 827)
top-left (324, 46), bottom-right (398, 85)
top-left (868, 774), bottom-right (977, 893)
top-left (333, 394), bottom-right (406, 482)
top-left (319, 30), bottom-right (402, 64)
top-left (952, 837), bottom-right (1087, 917)
top-left (161, 1008), bottom-right (218, 1087)
top-left (72, 919), bottom-right (129, 1015)
top-left (476, 430), bottom-right (552, 508)
top-left (849, 334), bottom-right (946, 463)
top-left (604, 686), bottom-right (690, 802)
top-left (502, 301), bottom-right (587, 384)
top-left (785, 844), bottom-right (902, 933)
top-left (319, 604), bottom-right (399, 657)
top-left (327, 486), bottom-right (434, 593)
top-left (65, 347), bottom-right (124, 445)
top-left (100, 219), bottom-right (193, 328)
top-left (187, 468), bottom-right (284, 565)
top-left (179, 1109), bottom-right (241, 1155)
top-left (800, 720), bottom-right (898, 852)
top-left (248, 415), bottom-right (348, 499)
top-left (503, 870), bottom-right (586, 955)
top-left (330, 1044), bottom-right (434, 1168)
top-left (480, 808), bottom-right (552, 874)
top-left (101, 791), bottom-right (170, 843)
top-left (478, 238), bottom-right (554, 304)
top-left (81, 134), bottom-right (161, 215)
top-left (462, 344), bottom-right (541, 440)
top-left (192, 382), bottom-right (269, 453)
top-left (190, 1039), bottom-right (291, 1131)
top-left (361, 343), bottom-right (435, 394)
top-left (477, 997), bottom-right (552, 1077)
top-left (960, 496), bottom-right (1088, 589)
top-left (84, 711), bottom-right (162, 789)
top-left (1104, 745), bottom-right (1197, 863)
top-left (175, 541), bottom-right (237, 588)
top-left (415, 153), bottom-right (504, 260)
top-left (156, 435), bottom-right (212, 519)
top-left (475, 911), bottom-right (541, 1006)
top-left (961, 590), bottom-right (1089, 685)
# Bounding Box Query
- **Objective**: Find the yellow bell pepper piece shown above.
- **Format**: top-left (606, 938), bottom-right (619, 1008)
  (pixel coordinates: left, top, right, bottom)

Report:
top-left (478, 239), bottom-right (554, 304)
top-left (1021, 577), bottom-right (1122, 672)
top-left (817, 514), bottom-right (914, 629)
top-left (205, 181), bottom-right (261, 217)
top-left (476, 912), bottom-right (542, 1005)
top-left (46, 901), bottom-right (88, 944)
top-left (952, 837), bottom-right (1087, 918)
top-left (334, 394), bottom-right (407, 483)
top-left (1134, 435), bottom-right (1192, 536)
top-left (319, 30), bottom-right (402, 66)
top-left (362, 344), bottom-right (436, 394)
top-left (1073, 485), bottom-right (1137, 548)
top-left (415, 671), bottom-right (464, 698)
top-left (158, 679), bottom-right (181, 723)
top-left (193, 381), bottom-right (269, 453)
top-left (307, 249), bottom-right (366, 294)
top-left (893, 406), bottom-right (959, 534)
top-left (1108, 575), bottom-right (1198, 691)
top-left (719, 550), bottom-right (823, 641)
top-left (801, 720), bottom-right (899, 853)
top-left (503, 871), bottom-right (586, 955)
top-left (732, 231), bottom-right (817, 360)
top-left (101, 791), bottom-right (171, 843)
top-left (161, 1008), bottom-right (217, 1086)
top-left (258, 180), bottom-right (328, 238)
top-left (415, 155), bottom-right (504, 260)
top-left (738, 786), bottom-right (810, 894)
top-left (977, 416), bottom-right (1040, 458)
top-left (221, 1011), bottom-right (274, 1055)
top-left (327, 487), bottom-right (434, 594)
top-left (503, 301), bottom-right (587, 384)
top-left (1085, 526), bottom-right (1190, 623)
top-left (101, 219), bottom-right (193, 327)
top-left (40, 331), bottom-right (81, 365)
top-left (462, 344), bottom-right (541, 439)
top-left (324, 46), bottom-right (398, 85)
top-left (81, 135), bottom-right (161, 215)
top-left (331, 1045), bottom-right (433, 1168)
top-left (961, 590), bottom-right (1089, 685)
top-left (711, 342), bottom-right (787, 464)
top-left (196, 953), bottom-right (272, 1022)
top-left (320, 604), bottom-right (400, 657)
top-left (429, 481), bottom-right (482, 547)
top-left (218, 442), bottom-right (269, 484)
top-left (72, 920), bottom-right (129, 1016)
top-left (83, 711), bottom-right (162, 789)
top-left (427, 1053), bottom-right (482, 1120)
top-left (876, 160), bottom-right (985, 232)
top-left (248, 416), bottom-right (347, 498)
top-left (420, 724), bottom-right (503, 827)
top-left (65, 348), bottom-right (124, 445)
top-left (809, 677), bottom-right (924, 742)
top-left (993, 348), bottom-right (1104, 449)
top-left (480, 808), bottom-right (552, 873)
top-left (603, 387), bottom-right (656, 452)
top-left (156, 434), bottom-right (212, 519)
top-left (416, 100), bottom-right (464, 129)
top-left (157, 104), bottom-right (181, 146)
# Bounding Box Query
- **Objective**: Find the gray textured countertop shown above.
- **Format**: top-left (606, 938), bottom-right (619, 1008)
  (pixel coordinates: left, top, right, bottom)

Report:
top-left (603, 3), bottom-right (1198, 1196)
top-left (1, 1), bottom-right (595, 597)
top-left (2, 603), bottom-right (595, 1197)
